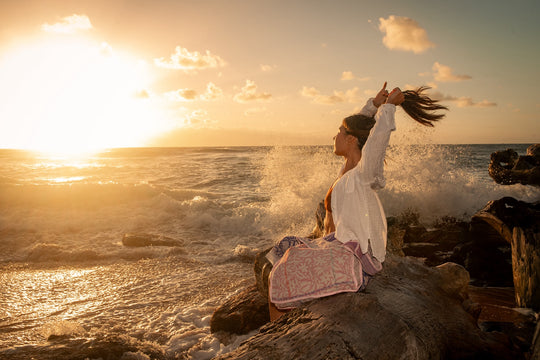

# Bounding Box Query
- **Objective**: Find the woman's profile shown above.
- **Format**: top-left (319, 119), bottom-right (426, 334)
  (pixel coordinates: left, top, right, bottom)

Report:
top-left (266, 82), bottom-right (447, 320)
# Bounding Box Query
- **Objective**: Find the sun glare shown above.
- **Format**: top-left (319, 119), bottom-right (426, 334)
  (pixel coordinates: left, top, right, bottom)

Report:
top-left (0, 36), bottom-right (164, 156)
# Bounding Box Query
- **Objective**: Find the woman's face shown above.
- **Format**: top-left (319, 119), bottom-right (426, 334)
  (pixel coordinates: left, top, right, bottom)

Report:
top-left (333, 125), bottom-right (352, 156)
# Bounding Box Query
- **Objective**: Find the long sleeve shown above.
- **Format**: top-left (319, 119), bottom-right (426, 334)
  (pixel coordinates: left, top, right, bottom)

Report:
top-left (359, 98), bottom-right (378, 117)
top-left (358, 103), bottom-right (396, 189)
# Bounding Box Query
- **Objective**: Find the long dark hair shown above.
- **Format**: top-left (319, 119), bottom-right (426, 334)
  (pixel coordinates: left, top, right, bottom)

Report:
top-left (344, 86), bottom-right (447, 150)
top-left (401, 86), bottom-right (447, 127)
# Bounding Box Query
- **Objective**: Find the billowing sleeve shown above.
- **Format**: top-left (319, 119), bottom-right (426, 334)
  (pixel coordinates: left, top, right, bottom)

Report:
top-left (358, 103), bottom-right (396, 189)
top-left (359, 98), bottom-right (378, 117)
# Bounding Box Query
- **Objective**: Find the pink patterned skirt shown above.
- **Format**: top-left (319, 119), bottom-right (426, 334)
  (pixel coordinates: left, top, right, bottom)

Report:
top-left (267, 233), bottom-right (382, 310)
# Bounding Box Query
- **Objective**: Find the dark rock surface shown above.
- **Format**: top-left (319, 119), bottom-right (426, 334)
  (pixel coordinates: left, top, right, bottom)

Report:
top-left (532, 321), bottom-right (540, 359)
top-left (214, 256), bottom-right (517, 360)
top-left (472, 197), bottom-right (540, 310)
top-left (210, 284), bottom-right (270, 336)
top-left (489, 144), bottom-right (540, 186)
top-left (122, 233), bottom-right (183, 247)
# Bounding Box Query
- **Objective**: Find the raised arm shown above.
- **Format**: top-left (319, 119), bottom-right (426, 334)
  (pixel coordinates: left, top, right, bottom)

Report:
top-left (359, 87), bottom-right (404, 189)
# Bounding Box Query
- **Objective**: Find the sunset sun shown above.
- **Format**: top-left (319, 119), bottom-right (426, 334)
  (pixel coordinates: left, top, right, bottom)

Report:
top-left (0, 36), bottom-right (161, 156)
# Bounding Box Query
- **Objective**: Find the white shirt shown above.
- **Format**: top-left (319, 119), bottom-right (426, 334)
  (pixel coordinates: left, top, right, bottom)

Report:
top-left (331, 99), bottom-right (396, 262)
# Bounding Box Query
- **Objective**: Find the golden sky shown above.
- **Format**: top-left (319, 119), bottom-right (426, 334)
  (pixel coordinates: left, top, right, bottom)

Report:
top-left (0, 0), bottom-right (538, 154)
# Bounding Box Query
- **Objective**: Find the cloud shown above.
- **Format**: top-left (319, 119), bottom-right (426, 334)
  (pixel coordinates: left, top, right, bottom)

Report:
top-left (378, 15), bottom-right (434, 54)
top-left (431, 91), bottom-right (496, 108)
top-left (341, 71), bottom-right (355, 81)
top-left (165, 89), bottom-right (199, 101)
top-left (154, 46), bottom-right (226, 72)
top-left (234, 80), bottom-right (272, 103)
top-left (341, 71), bottom-right (370, 81)
top-left (184, 109), bottom-right (209, 126)
top-left (260, 64), bottom-right (277, 72)
top-left (134, 89), bottom-right (151, 99)
top-left (300, 86), bottom-right (361, 105)
top-left (202, 82), bottom-right (223, 100)
top-left (42, 14), bottom-right (93, 34)
top-left (432, 62), bottom-right (472, 82)
top-left (165, 82), bottom-right (223, 102)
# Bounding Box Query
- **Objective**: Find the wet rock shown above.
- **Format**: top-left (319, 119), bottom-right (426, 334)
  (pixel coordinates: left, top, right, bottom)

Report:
top-left (532, 322), bottom-right (540, 359)
top-left (215, 256), bottom-right (517, 360)
top-left (512, 226), bottom-right (540, 311)
top-left (471, 197), bottom-right (540, 310)
top-left (122, 233), bottom-right (183, 247)
top-left (489, 144), bottom-right (540, 186)
top-left (450, 216), bottom-right (514, 287)
top-left (210, 284), bottom-right (270, 336)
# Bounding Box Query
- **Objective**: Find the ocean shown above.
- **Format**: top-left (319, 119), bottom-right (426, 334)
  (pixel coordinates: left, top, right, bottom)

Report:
top-left (1, 144), bottom-right (538, 359)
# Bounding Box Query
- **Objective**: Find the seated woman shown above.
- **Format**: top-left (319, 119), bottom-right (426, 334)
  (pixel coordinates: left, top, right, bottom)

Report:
top-left (266, 82), bottom-right (447, 320)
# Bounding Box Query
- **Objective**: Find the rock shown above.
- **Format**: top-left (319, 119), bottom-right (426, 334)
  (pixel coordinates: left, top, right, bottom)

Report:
top-left (398, 222), bottom-right (469, 267)
top-left (489, 144), bottom-right (540, 186)
top-left (532, 322), bottom-right (540, 359)
top-left (450, 216), bottom-right (513, 287)
top-left (402, 224), bottom-right (427, 243)
top-left (122, 233), bottom-right (183, 247)
top-left (470, 197), bottom-right (540, 309)
top-left (512, 226), bottom-right (540, 311)
top-left (214, 256), bottom-right (517, 360)
top-left (210, 284), bottom-right (270, 336)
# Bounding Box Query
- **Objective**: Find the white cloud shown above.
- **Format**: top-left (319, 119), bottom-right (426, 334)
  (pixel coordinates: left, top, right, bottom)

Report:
top-left (234, 80), bottom-right (272, 103)
top-left (165, 82), bottom-right (223, 102)
top-left (341, 71), bottom-right (355, 81)
top-left (154, 46), bottom-right (226, 72)
top-left (432, 62), bottom-right (472, 82)
top-left (165, 89), bottom-right (199, 101)
top-left (341, 71), bottom-right (370, 81)
top-left (260, 64), bottom-right (277, 72)
top-left (202, 82), bottom-right (223, 100)
top-left (300, 86), bottom-right (362, 105)
top-left (431, 91), bottom-right (496, 108)
top-left (378, 15), bottom-right (434, 54)
top-left (42, 14), bottom-right (93, 34)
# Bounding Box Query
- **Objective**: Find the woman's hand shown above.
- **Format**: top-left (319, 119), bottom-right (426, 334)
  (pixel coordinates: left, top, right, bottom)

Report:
top-left (386, 87), bottom-right (404, 105)
top-left (373, 82), bottom-right (388, 108)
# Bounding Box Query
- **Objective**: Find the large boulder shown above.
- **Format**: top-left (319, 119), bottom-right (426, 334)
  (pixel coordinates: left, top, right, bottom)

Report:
top-left (471, 197), bottom-right (540, 310)
top-left (532, 322), bottom-right (540, 359)
top-left (214, 256), bottom-right (518, 360)
top-left (210, 284), bottom-right (270, 336)
top-left (489, 144), bottom-right (540, 186)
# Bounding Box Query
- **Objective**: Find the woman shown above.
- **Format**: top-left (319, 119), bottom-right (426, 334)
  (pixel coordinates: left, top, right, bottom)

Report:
top-left (266, 82), bottom-right (447, 320)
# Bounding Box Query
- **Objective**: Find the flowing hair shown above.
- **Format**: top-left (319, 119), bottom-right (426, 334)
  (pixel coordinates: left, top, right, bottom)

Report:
top-left (401, 86), bottom-right (448, 127)
top-left (343, 86), bottom-right (447, 150)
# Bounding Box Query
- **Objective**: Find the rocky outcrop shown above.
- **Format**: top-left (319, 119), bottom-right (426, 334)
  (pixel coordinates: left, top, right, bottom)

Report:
top-left (532, 322), bottom-right (540, 359)
top-left (214, 256), bottom-right (517, 360)
top-left (489, 144), bottom-right (540, 186)
top-left (122, 233), bottom-right (183, 247)
top-left (210, 284), bottom-right (269, 336)
top-left (471, 197), bottom-right (540, 310)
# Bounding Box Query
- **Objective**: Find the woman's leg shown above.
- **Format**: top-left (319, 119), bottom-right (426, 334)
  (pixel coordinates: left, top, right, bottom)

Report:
top-left (268, 295), bottom-right (287, 321)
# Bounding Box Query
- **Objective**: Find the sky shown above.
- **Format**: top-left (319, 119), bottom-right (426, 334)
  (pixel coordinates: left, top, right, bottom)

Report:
top-left (0, 0), bottom-right (539, 153)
